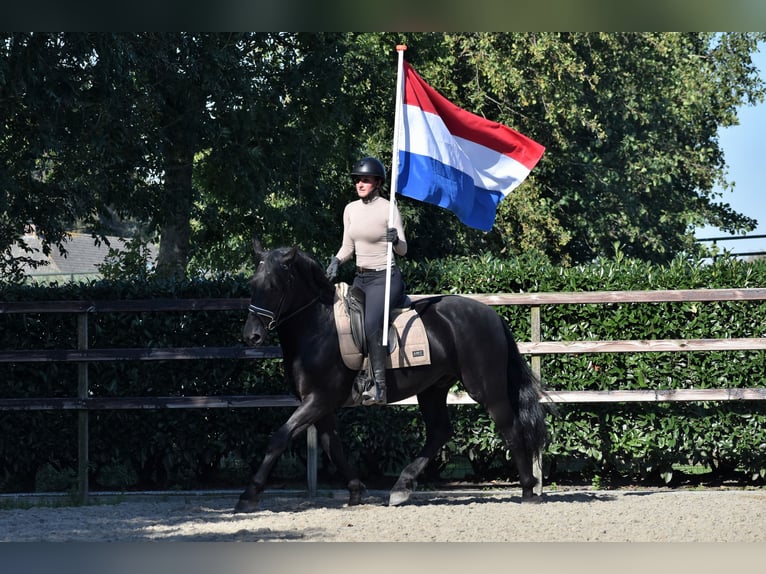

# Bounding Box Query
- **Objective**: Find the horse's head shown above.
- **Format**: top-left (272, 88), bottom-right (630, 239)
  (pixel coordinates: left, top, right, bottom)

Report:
top-left (243, 238), bottom-right (334, 346)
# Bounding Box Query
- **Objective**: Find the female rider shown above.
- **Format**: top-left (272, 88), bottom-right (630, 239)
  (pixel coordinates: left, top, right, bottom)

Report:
top-left (325, 157), bottom-right (408, 405)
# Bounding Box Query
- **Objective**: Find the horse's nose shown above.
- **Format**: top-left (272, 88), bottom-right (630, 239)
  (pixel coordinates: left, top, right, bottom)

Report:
top-left (243, 329), bottom-right (261, 346)
top-left (243, 318), bottom-right (265, 346)
top-left (244, 334), bottom-right (263, 347)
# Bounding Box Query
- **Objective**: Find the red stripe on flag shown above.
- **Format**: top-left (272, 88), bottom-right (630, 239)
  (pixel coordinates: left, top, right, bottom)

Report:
top-left (404, 62), bottom-right (544, 171)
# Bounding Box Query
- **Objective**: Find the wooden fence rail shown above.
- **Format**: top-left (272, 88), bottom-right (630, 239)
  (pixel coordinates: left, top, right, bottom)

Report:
top-left (1, 287), bottom-right (765, 501)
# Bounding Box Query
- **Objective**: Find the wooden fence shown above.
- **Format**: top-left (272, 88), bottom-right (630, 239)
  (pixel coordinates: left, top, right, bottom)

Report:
top-left (1, 287), bottom-right (765, 502)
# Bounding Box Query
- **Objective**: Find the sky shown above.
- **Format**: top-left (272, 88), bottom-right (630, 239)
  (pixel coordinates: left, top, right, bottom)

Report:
top-left (694, 46), bottom-right (766, 258)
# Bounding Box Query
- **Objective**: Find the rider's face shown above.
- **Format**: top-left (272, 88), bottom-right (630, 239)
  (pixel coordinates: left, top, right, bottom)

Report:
top-left (353, 176), bottom-right (378, 198)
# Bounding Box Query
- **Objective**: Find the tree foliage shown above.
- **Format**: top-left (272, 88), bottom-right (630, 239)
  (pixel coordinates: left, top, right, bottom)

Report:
top-left (427, 32), bottom-right (766, 263)
top-left (2, 32), bottom-right (765, 281)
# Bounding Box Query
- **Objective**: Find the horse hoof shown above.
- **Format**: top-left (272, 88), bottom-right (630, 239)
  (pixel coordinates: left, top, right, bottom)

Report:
top-left (348, 479), bottom-right (366, 506)
top-left (521, 493), bottom-right (545, 504)
top-left (234, 498), bottom-right (260, 513)
top-left (388, 490), bottom-right (411, 507)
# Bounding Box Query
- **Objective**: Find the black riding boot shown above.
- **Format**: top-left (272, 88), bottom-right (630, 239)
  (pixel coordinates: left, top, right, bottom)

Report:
top-left (362, 333), bottom-right (387, 406)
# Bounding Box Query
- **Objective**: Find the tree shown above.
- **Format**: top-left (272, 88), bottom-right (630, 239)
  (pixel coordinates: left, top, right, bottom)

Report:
top-left (2, 33), bottom-right (342, 280)
top-left (188, 32), bottom-right (389, 274)
top-left (426, 32), bottom-right (766, 263)
top-left (3, 33), bottom-right (765, 281)
top-left (1, 32), bottom-right (400, 280)
top-left (77, 33), bottom-right (312, 279)
top-left (299, 32), bottom-right (766, 265)
top-left (1, 33), bottom-right (101, 281)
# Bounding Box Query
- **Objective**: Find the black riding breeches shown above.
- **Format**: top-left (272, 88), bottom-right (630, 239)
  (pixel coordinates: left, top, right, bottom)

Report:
top-left (352, 265), bottom-right (405, 344)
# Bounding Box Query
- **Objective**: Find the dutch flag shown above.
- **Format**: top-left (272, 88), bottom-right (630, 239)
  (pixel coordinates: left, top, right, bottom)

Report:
top-left (396, 61), bottom-right (545, 232)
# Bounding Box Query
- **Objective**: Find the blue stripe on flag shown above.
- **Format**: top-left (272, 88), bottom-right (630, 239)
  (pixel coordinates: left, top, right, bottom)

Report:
top-left (398, 151), bottom-right (503, 232)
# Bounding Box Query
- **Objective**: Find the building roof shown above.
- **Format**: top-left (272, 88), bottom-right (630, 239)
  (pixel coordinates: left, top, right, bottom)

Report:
top-left (10, 232), bottom-right (157, 281)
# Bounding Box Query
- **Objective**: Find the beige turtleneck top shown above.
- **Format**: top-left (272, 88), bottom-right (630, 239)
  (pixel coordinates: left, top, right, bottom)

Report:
top-left (334, 195), bottom-right (407, 269)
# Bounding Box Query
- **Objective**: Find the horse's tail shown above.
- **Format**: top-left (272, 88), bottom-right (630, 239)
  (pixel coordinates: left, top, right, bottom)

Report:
top-left (505, 326), bottom-right (548, 455)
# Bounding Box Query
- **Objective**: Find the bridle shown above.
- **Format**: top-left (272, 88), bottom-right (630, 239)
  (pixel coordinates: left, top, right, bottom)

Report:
top-left (247, 265), bottom-right (320, 331)
top-left (248, 295), bottom-right (320, 331)
top-left (248, 300), bottom-right (282, 332)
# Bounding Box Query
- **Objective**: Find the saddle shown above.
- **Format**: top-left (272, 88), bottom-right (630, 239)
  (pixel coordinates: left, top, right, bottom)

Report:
top-left (333, 283), bottom-right (431, 372)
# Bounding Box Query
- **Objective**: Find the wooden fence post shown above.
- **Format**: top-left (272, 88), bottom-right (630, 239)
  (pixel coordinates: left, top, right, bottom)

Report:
top-left (77, 312), bottom-right (89, 505)
top-left (530, 305), bottom-right (543, 495)
top-left (306, 425), bottom-right (318, 497)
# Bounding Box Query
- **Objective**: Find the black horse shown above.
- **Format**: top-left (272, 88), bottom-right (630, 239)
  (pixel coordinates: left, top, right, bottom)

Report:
top-left (236, 240), bottom-right (547, 512)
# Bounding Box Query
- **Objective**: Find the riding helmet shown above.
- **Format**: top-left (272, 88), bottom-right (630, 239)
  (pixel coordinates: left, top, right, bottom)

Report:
top-left (351, 157), bottom-right (386, 183)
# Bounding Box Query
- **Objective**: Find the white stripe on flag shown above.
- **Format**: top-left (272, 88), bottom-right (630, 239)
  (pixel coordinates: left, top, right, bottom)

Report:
top-left (402, 103), bottom-right (532, 197)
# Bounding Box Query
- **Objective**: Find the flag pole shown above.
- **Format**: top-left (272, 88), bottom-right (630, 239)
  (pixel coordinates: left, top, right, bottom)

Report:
top-left (382, 44), bottom-right (407, 347)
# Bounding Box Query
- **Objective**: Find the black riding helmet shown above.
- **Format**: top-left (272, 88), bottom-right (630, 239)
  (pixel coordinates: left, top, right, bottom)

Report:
top-left (351, 157), bottom-right (386, 183)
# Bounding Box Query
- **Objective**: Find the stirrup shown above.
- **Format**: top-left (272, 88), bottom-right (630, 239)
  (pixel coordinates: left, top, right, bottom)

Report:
top-left (361, 383), bottom-right (386, 406)
top-left (354, 368), bottom-right (371, 390)
top-left (351, 369), bottom-right (372, 404)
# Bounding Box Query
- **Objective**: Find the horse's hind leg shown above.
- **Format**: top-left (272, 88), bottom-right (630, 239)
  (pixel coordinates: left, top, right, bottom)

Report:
top-left (313, 414), bottom-right (366, 506)
top-left (483, 399), bottom-right (542, 503)
top-left (389, 385), bottom-right (452, 506)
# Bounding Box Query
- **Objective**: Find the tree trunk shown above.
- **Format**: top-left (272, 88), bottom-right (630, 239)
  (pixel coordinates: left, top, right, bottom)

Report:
top-left (155, 156), bottom-right (194, 280)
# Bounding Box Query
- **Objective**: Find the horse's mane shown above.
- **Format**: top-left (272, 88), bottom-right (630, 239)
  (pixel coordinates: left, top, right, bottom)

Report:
top-left (251, 242), bottom-right (335, 305)
top-left (290, 247), bottom-right (335, 305)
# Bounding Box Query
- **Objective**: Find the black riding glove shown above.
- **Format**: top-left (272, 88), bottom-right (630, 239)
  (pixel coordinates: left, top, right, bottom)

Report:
top-left (325, 256), bottom-right (340, 282)
top-left (385, 227), bottom-right (399, 246)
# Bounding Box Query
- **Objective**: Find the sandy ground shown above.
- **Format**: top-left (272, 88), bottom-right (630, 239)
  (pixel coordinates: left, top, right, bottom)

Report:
top-left (1, 487), bottom-right (765, 542)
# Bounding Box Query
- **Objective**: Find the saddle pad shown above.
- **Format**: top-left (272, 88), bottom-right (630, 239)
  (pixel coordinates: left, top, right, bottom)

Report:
top-left (333, 283), bottom-right (431, 371)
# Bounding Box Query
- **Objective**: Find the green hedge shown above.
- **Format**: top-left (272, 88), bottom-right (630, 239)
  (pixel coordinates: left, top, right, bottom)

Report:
top-left (403, 253), bottom-right (766, 485)
top-left (1, 255), bottom-right (765, 493)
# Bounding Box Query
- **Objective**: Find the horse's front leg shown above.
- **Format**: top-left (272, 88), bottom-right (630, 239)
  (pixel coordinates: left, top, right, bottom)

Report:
top-left (235, 401), bottom-right (322, 513)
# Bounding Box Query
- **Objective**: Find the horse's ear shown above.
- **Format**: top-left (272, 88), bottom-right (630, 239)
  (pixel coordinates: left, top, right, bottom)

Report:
top-left (285, 247), bottom-right (299, 263)
top-left (252, 237), bottom-right (266, 258)
top-left (252, 237), bottom-right (269, 268)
